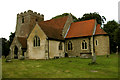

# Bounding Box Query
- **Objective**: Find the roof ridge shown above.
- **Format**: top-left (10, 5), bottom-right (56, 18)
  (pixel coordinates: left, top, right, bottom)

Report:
top-left (41, 16), bottom-right (69, 23)
top-left (72, 19), bottom-right (96, 24)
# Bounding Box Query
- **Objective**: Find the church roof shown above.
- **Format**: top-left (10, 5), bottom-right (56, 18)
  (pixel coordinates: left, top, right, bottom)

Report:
top-left (38, 16), bottom-right (69, 40)
top-left (65, 19), bottom-right (107, 38)
top-left (95, 24), bottom-right (107, 35)
top-left (17, 37), bottom-right (27, 48)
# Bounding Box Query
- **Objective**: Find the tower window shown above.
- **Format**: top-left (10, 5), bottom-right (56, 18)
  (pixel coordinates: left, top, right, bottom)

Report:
top-left (22, 16), bottom-right (24, 23)
top-left (36, 19), bottom-right (38, 22)
top-left (33, 36), bottom-right (40, 47)
top-left (68, 41), bottom-right (72, 50)
top-left (82, 40), bottom-right (87, 49)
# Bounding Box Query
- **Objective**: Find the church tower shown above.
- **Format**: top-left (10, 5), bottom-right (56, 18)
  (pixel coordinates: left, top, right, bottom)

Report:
top-left (15, 10), bottom-right (44, 38)
top-left (9, 10), bottom-right (44, 59)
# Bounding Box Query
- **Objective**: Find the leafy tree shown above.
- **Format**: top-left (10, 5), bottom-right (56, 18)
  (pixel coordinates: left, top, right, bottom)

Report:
top-left (2, 38), bottom-right (9, 58)
top-left (113, 27), bottom-right (120, 52)
top-left (103, 20), bottom-right (119, 53)
top-left (9, 32), bottom-right (15, 45)
top-left (77, 12), bottom-right (106, 24)
top-left (52, 13), bottom-right (78, 21)
top-left (2, 32), bottom-right (15, 58)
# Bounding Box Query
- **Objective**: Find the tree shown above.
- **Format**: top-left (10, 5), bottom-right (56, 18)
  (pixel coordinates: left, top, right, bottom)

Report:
top-left (2, 38), bottom-right (9, 58)
top-left (103, 20), bottom-right (119, 53)
top-left (113, 27), bottom-right (120, 53)
top-left (1, 32), bottom-right (15, 58)
top-left (9, 32), bottom-right (15, 45)
top-left (77, 12), bottom-right (106, 24)
top-left (52, 13), bottom-right (78, 22)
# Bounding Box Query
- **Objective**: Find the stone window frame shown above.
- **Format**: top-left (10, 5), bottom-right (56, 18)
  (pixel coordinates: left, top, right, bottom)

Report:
top-left (59, 42), bottom-right (62, 50)
top-left (33, 35), bottom-right (40, 47)
top-left (68, 41), bottom-right (73, 51)
top-left (81, 40), bottom-right (88, 50)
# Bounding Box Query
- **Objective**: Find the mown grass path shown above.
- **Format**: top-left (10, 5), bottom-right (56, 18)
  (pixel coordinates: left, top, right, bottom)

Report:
top-left (2, 54), bottom-right (118, 78)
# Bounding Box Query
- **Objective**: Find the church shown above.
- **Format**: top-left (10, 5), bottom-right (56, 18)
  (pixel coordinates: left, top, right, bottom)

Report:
top-left (9, 10), bottom-right (110, 59)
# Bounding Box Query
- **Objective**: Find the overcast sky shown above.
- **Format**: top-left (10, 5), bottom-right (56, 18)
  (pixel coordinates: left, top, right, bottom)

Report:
top-left (0, 0), bottom-right (119, 40)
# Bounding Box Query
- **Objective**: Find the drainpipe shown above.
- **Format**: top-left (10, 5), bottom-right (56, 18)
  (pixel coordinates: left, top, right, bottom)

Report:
top-left (92, 20), bottom-right (97, 63)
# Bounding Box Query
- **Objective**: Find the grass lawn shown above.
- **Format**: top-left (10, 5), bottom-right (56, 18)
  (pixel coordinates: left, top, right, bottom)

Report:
top-left (2, 54), bottom-right (118, 78)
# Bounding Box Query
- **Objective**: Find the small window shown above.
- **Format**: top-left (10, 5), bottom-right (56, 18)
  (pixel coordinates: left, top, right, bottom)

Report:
top-left (68, 41), bottom-right (72, 50)
top-left (33, 36), bottom-right (40, 47)
top-left (22, 16), bottom-right (24, 23)
top-left (96, 40), bottom-right (98, 46)
top-left (36, 19), bottom-right (38, 22)
top-left (59, 42), bottom-right (62, 50)
top-left (82, 40), bottom-right (87, 49)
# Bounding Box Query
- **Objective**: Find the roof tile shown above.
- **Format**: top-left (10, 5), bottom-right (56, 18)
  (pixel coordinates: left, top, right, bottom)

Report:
top-left (66, 19), bottom-right (96, 38)
top-left (17, 37), bottom-right (27, 48)
top-left (95, 24), bottom-right (107, 35)
top-left (38, 16), bottom-right (68, 40)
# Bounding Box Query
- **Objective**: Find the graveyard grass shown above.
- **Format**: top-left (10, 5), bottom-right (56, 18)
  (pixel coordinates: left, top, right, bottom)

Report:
top-left (2, 54), bottom-right (118, 78)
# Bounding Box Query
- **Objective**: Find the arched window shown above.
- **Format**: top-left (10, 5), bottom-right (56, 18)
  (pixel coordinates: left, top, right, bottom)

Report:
top-left (59, 42), bottom-right (62, 50)
top-left (82, 40), bottom-right (87, 49)
top-left (68, 41), bottom-right (72, 50)
top-left (33, 36), bottom-right (40, 47)
top-left (36, 19), bottom-right (38, 22)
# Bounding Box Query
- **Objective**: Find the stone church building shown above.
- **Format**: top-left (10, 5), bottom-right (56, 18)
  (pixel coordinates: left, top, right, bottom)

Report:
top-left (9, 10), bottom-right (110, 59)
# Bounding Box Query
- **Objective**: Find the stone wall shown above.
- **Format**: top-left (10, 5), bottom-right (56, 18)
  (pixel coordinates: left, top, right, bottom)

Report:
top-left (65, 37), bottom-right (91, 57)
top-left (49, 40), bottom-right (64, 58)
top-left (65, 35), bottom-right (110, 57)
top-left (94, 35), bottom-right (110, 55)
top-left (27, 24), bottom-right (48, 59)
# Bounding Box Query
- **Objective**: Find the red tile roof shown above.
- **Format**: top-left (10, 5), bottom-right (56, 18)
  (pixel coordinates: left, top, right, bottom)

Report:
top-left (17, 37), bottom-right (27, 48)
top-left (38, 16), bottom-right (68, 40)
top-left (66, 19), bottom-right (107, 38)
top-left (95, 24), bottom-right (107, 35)
top-left (66, 19), bottom-right (96, 38)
